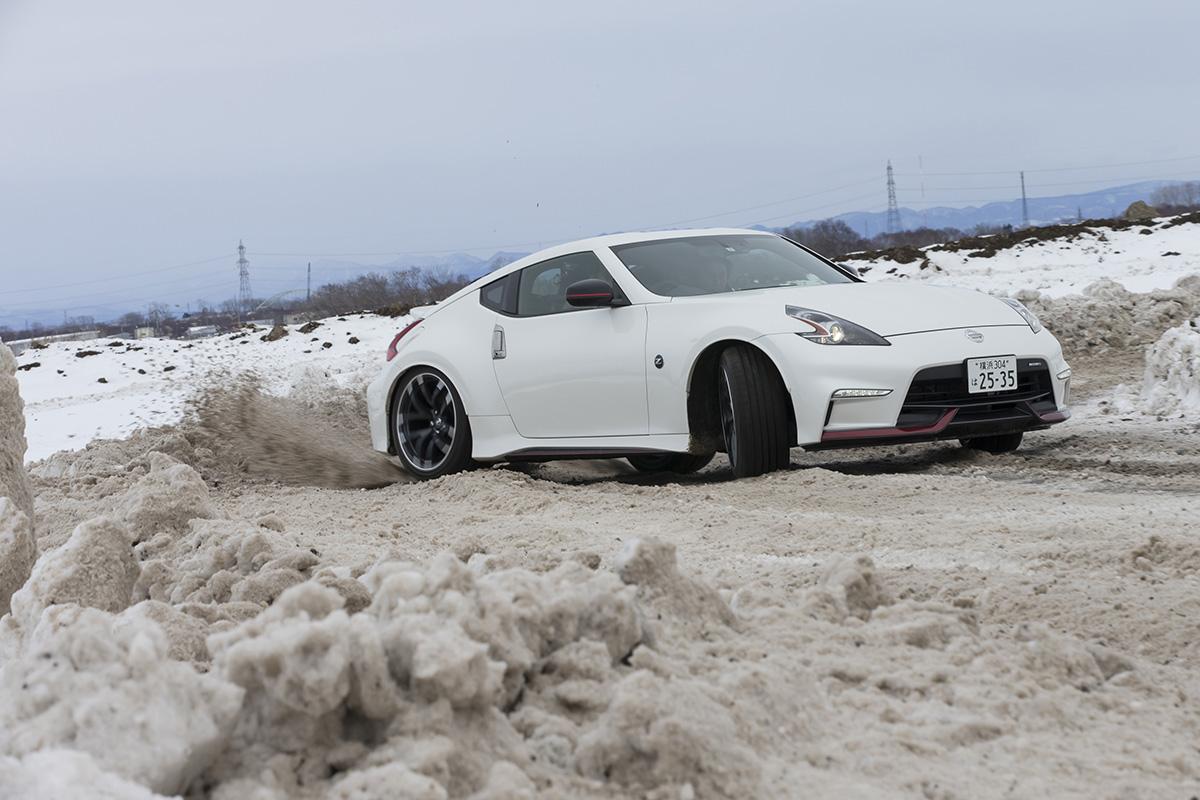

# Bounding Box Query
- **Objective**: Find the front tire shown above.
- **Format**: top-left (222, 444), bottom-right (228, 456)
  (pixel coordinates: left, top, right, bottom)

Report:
top-left (627, 452), bottom-right (715, 474)
top-left (392, 368), bottom-right (473, 478)
top-left (718, 346), bottom-right (791, 478)
top-left (961, 432), bottom-right (1023, 454)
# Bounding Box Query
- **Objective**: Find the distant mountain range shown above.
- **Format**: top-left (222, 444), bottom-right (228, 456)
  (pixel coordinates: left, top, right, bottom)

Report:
top-left (781, 180), bottom-right (1173, 236)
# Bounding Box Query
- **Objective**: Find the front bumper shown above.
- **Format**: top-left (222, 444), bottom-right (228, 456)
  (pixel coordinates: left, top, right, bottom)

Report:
top-left (757, 325), bottom-right (1071, 448)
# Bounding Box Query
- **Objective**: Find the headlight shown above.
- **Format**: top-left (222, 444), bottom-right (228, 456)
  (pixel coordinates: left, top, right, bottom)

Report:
top-left (785, 306), bottom-right (890, 346)
top-left (1001, 297), bottom-right (1042, 333)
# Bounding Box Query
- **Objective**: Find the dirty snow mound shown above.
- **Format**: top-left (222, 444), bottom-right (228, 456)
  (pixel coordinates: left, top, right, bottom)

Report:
top-left (1023, 275), bottom-right (1200, 353)
top-left (0, 343), bottom-right (36, 615)
top-left (0, 604), bottom-right (243, 794)
top-left (1137, 318), bottom-right (1200, 416)
top-left (115, 451), bottom-right (215, 543)
top-left (0, 749), bottom-right (171, 800)
top-left (9, 517), bottom-right (139, 629)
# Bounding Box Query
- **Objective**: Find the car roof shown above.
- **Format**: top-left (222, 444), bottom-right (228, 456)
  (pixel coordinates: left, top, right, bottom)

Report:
top-left (429, 227), bottom-right (778, 314)
top-left (517, 227), bottom-right (776, 265)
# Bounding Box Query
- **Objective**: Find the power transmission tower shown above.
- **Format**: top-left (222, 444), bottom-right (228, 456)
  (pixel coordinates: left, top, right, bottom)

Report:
top-left (306, 262), bottom-right (312, 303)
top-left (237, 240), bottom-right (252, 317)
top-left (1020, 171), bottom-right (1029, 227)
top-left (885, 161), bottom-right (901, 234)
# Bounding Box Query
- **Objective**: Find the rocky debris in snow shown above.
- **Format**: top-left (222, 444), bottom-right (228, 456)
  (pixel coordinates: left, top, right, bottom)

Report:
top-left (260, 325), bottom-right (288, 342)
top-left (74, 350), bottom-right (101, 358)
top-left (15, 362), bottom-right (39, 371)
top-left (297, 321), bottom-right (322, 334)
top-left (0, 343), bottom-right (36, 615)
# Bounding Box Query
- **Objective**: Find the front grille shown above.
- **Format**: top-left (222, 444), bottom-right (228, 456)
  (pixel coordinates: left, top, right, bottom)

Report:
top-left (897, 359), bottom-right (1055, 428)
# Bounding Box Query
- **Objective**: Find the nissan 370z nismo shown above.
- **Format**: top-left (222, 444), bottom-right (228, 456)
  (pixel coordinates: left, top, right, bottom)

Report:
top-left (367, 228), bottom-right (1070, 479)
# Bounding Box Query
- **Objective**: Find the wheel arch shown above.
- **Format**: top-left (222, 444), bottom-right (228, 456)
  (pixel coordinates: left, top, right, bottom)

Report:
top-left (685, 339), bottom-right (796, 451)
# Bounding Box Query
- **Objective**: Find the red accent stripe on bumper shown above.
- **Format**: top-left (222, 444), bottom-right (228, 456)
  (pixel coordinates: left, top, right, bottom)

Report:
top-left (820, 408), bottom-right (959, 443)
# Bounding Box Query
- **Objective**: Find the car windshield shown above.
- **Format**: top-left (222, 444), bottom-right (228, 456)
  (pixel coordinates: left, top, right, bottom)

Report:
top-left (611, 234), bottom-right (855, 297)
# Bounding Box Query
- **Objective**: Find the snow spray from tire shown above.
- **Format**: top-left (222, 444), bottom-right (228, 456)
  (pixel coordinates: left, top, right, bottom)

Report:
top-left (190, 376), bottom-right (408, 489)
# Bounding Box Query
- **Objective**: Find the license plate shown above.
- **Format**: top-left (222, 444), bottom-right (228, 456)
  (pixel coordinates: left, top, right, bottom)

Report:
top-left (966, 355), bottom-right (1017, 394)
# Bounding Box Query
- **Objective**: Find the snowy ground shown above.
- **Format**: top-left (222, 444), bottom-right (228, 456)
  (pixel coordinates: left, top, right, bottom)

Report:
top-left (11, 315), bottom-right (400, 462)
top-left (2, 220), bottom-right (1200, 798)
top-left (852, 214), bottom-right (1200, 297)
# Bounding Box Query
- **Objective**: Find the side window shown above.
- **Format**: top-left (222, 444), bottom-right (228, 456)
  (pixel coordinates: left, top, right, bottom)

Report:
top-left (479, 271), bottom-right (519, 314)
top-left (516, 251), bottom-right (617, 317)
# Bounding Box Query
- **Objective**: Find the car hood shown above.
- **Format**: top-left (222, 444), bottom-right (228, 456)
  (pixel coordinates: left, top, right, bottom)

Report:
top-left (671, 282), bottom-right (1024, 337)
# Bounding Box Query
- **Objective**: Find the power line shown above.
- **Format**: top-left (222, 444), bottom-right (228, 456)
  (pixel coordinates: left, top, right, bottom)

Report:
top-left (899, 171), bottom-right (1200, 193)
top-left (0, 254), bottom-right (233, 297)
top-left (894, 153), bottom-right (1200, 178)
top-left (745, 189), bottom-right (883, 227)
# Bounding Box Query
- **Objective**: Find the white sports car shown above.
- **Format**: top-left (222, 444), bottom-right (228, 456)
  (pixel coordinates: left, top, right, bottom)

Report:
top-left (367, 228), bottom-right (1071, 479)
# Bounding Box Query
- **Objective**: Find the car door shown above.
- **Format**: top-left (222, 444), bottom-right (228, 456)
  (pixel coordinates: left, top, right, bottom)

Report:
top-left (485, 251), bottom-right (648, 439)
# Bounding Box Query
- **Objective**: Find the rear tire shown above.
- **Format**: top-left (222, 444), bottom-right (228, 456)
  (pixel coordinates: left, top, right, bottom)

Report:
top-left (391, 368), bottom-right (474, 479)
top-left (717, 345), bottom-right (791, 478)
top-left (961, 432), bottom-right (1023, 454)
top-left (627, 452), bottom-right (715, 474)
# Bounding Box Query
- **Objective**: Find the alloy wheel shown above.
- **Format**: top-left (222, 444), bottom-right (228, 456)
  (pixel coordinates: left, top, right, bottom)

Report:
top-left (396, 372), bottom-right (457, 473)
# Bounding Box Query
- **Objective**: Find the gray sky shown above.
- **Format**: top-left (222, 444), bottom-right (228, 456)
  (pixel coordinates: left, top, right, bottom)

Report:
top-left (2, 0), bottom-right (1199, 323)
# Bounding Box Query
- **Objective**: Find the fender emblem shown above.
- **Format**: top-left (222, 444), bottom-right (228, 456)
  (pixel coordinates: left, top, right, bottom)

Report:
top-left (965, 329), bottom-right (984, 343)
top-left (653, 354), bottom-right (664, 369)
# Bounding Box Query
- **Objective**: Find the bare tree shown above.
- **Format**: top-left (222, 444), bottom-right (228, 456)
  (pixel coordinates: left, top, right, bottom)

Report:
top-left (1150, 181), bottom-right (1200, 212)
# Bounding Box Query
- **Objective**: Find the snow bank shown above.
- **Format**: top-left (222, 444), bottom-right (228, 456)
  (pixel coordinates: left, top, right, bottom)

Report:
top-left (1022, 275), bottom-right (1200, 352)
top-left (0, 343), bottom-right (36, 615)
top-left (1139, 318), bottom-right (1200, 417)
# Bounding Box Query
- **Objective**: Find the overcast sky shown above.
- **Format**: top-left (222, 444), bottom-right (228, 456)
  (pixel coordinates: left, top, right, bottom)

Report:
top-left (2, 0), bottom-right (1199, 322)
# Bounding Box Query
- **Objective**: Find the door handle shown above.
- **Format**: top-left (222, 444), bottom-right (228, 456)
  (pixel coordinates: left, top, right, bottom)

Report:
top-left (492, 325), bottom-right (506, 359)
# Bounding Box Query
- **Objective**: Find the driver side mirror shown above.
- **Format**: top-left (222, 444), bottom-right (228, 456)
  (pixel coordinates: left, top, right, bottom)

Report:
top-left (565, 278), bottom-right (626, 308)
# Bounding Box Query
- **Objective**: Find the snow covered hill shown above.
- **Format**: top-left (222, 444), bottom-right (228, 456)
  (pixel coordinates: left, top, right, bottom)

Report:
top-left (847, 213), bottom-right (1200, 296)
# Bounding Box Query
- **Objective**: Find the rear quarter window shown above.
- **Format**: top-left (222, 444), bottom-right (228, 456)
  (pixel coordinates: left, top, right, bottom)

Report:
top-left (479, 272), bottom-right (519, 315)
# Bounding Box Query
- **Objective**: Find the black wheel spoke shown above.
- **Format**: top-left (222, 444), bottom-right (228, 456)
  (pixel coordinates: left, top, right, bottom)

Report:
top-left (397, 372), bottom-right (460, 473)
